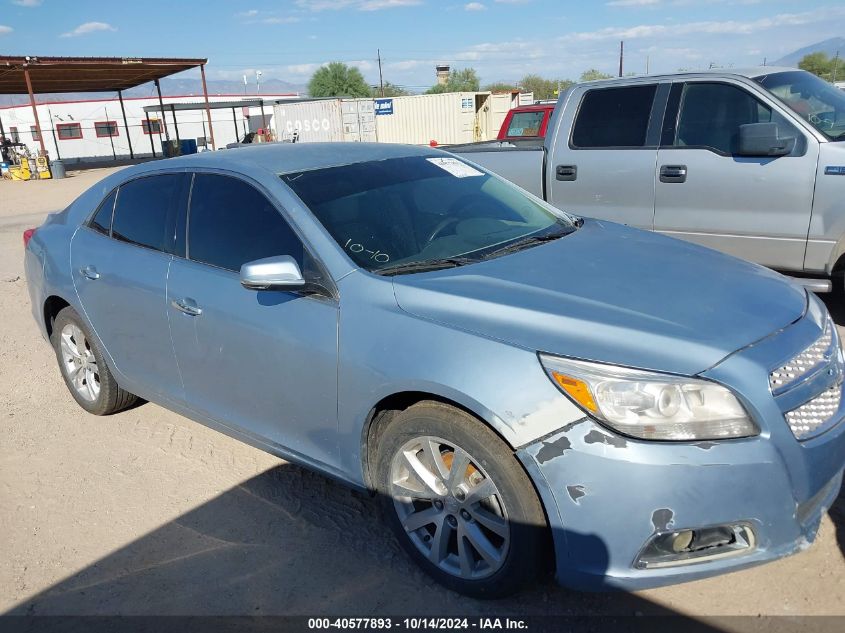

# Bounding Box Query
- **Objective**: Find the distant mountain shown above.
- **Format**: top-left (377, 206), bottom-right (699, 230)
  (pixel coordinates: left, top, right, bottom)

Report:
top-left (0, 77), bottom-right (306, 107)
top-left (772, 36), bottom-right (845, 67)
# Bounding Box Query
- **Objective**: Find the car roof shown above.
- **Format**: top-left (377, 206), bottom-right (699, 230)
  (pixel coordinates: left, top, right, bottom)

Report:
top-left (122, 142), bottom-right (445, 179)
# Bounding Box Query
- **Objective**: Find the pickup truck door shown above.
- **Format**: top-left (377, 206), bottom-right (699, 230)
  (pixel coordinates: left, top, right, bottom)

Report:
top-left (547, 82), bottom-right (664, 230)
top-left (652, 79), bottom-right (818, 271)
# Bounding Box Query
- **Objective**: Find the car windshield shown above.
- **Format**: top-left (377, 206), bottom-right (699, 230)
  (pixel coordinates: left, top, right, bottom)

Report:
top-left (755, 70), bottom-right (845, 141)
top-left (281, 155), bottom-right (575, 274)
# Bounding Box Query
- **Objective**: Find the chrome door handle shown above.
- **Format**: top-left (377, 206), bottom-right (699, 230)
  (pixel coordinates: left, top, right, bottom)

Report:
top-left (80, 265), bottom-right (100, 280)
top-left (171, 298), bottom-right (202, 317)
top-left (659, 165), bottom-right (687, 183)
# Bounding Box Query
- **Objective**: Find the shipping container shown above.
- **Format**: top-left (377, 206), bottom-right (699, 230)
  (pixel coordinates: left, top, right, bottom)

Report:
top-left (272, 98), bottom-right (375, 143)
top-left (374, 92), bottom-right (494, 146)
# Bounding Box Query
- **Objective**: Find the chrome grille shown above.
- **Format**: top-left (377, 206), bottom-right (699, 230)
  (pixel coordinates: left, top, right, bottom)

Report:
top-left (784, 384), bottom-right (842, 440)
top-left (769, 320), bottom-right (833, 392)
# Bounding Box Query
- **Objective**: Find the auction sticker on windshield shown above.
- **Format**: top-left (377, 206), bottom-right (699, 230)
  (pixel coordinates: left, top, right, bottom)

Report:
top-left (427, 157), bottom-right (483, 178)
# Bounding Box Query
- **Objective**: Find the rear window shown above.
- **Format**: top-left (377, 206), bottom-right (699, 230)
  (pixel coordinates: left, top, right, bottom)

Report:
top-left (506, 111), bottom-right (546, 137)
top-left (571, 85), bottom-right (657, 148)
top-left (111, 174), bottom-right (185, 253)
top-left (89, 189), bottom-right (117, 236)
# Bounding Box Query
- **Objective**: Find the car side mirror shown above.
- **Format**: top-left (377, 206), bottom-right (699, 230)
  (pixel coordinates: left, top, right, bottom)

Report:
top-left (240, 255), bottom-right (305, 290)
top-left (737, 122), bottom-right (796, 157)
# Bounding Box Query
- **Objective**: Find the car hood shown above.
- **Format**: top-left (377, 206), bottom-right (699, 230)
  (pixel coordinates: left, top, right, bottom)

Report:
top-left (391, 220), bottom-right (807, 376)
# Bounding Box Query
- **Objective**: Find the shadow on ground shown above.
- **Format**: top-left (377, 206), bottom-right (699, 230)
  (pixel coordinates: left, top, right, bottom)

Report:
top-left (0, 462), bottom-right (733, 620)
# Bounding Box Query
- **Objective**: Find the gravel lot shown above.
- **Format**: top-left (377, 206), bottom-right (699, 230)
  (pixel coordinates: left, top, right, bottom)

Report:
top-left (0, 168), bottom-right (843, 617)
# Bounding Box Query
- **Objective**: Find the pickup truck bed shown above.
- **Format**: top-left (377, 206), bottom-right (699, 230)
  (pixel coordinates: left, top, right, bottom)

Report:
top-left (448, 140), bottom-right (546, 199)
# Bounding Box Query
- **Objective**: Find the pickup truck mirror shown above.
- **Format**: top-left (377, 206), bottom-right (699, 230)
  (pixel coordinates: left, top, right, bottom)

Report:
top-left (240, 255), bottom-right (305, 290)
top-left (737, 122), bottom-right (796, 157)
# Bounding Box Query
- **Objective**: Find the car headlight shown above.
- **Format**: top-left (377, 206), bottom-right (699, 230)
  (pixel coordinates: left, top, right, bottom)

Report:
top-left (539, 354), bottom-right (758, 441)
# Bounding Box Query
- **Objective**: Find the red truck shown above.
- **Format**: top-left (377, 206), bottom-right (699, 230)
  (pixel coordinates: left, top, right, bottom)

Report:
top-left (496, 103), bottom-right (555, 141)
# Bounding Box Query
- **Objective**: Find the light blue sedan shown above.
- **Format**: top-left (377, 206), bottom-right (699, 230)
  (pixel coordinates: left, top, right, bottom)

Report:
top-left (23, 143), bottom-right (845, 597)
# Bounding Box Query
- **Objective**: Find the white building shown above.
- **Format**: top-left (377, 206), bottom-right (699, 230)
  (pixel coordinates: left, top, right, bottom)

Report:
top-left (0, 92), bottom-right (298, 164)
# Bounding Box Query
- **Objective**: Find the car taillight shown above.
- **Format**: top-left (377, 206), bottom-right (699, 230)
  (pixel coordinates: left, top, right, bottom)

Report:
top-left (23, 228), bottom-right (36, 248)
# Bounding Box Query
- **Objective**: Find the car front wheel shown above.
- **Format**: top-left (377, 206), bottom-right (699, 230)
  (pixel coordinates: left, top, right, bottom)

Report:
top-left (376, 401), bottom-right (549, 598)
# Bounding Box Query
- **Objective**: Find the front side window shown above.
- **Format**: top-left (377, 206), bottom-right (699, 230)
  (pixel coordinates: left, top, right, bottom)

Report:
top-left (112, 174), bottom-right (185, 253)
top-left (506, 111), bottom-right (546, 137)
top-left (282, 155), bottom-right (574, 273)
top-left (188, 173), bottom-right (303, 273)
top-left (756, 70), bottom-right (845, 141)
top-left (672, 82), bottom-right (798, 155)
top-left (571, 85), bottom-right (657, 148)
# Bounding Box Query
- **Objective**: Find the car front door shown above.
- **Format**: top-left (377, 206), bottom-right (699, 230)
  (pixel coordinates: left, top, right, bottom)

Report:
top-left (70, 173), bottom-right (188, 403)
top-left (547, 82), bottom-right (662, 229)
top-left (167, 172), bottom-right (340, 471)
top-left (653, 80), bottom-right (818, 271)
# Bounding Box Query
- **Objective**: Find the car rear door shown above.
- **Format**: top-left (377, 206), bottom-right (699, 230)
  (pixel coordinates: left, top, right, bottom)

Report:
top-left (70, 173), bottom-right (189, 402)
top-left (652, 79), bottom-right (818, 270)
top-left (546, 82), bottom-right (664, 229)
top-left (167, 172), bottom-right (340, 471)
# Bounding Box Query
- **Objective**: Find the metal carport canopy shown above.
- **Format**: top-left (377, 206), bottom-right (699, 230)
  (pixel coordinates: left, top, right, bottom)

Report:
top-left (0, 55), bottom-right (217, 153)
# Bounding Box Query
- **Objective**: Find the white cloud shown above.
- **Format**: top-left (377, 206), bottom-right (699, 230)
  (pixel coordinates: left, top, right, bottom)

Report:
top-left (263, 16), bottom-right (301, 24)
top-left (60, 22), bottom-right (116, 38)
top-left (295, 0), bottom-right (421, 10)
top-left (236, 9), bottom-right (259, 17)
top-left (12, 0), bottom-right (43, 7)
top-left (0, 24), bottom-right (13, 35)
top-left (564, 9), bottom-right (845, 42)
top-left (606, 0), bottom-right (660, 6)
top-left (465, 2), bottom-right (486, 10)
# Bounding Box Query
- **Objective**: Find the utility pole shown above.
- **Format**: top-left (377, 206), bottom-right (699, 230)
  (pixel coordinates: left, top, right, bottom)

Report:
top-left (618, 41), bottom-right (624, 77)
top-left (377, 49), bottom-right (385, 97)
top-left (833, 50), bottom-right (840, 84)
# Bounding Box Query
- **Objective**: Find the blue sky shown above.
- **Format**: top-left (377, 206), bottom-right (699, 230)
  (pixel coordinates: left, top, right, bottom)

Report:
top-left (0, 0), bottom-right (842, 91)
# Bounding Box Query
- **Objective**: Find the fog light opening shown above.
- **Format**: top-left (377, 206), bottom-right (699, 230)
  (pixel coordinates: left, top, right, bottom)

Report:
top-left (636, 523), bottom-right (755, 569)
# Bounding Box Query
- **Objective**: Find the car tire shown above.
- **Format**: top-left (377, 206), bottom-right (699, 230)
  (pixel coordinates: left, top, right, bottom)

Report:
top-left (51, 306), bottom-right (138, 415)
top-left (375, 400), bottom-right (548, 598)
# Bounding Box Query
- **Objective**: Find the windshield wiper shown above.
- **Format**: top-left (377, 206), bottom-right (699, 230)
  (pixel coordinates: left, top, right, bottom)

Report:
top-left (375, 257), bottom-right (476, 276)
top-left (482, 228), bottom-right (574, 259)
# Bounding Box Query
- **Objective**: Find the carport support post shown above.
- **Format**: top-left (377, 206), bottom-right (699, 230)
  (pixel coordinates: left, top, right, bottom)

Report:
top-left (154, 79), bottom-right (171, 143)
top-left (170, 104), bottom-right (180, 142)
top-left (200, 64), bottom-right (216, 150)
top-left (259, 100), bottom-right (267, 140)
top-left (23, 66), bottom-right (47, 156)
top-left (118, 90), bottom-right (134, 159)
top-left (232, 107), bottom-right (239, 142)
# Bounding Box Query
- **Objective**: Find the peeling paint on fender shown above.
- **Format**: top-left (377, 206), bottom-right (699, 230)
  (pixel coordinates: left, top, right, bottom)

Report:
top-left (567, 484), bottom-right (587, 503)
top-left (583, 429), bottom-right (627, 448)
top-left (536, 436), bottom-right (571, 464)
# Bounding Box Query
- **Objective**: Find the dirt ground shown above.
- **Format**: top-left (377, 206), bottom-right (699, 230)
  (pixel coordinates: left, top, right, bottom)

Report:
top-left (0, 168), bottom-right (843, 618)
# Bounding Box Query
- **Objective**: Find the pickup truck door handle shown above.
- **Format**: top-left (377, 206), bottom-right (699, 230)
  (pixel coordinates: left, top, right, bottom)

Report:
top-left (659, 165), bottom-right (687, 183)
top-left (79, 265), bottom-right (100, 280)
top-left (171, 297), bottom-right (202, 317)
top-left (555, 164), bottom-right (577, 181)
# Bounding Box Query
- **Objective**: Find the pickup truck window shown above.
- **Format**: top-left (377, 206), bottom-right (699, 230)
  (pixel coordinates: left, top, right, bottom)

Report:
top-left (506, 111), bottom-right (545, 137)
top-left (756, 70), bottom-right (845, 141)
top-left (672, 82), bottom-right (798, 155)
top-left (571, 85), bottom-right (656, 149)
top-left (282, 155), bottom-right (573, 273)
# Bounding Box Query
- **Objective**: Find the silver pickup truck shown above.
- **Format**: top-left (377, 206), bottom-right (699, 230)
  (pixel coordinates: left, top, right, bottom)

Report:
top-left (450, 67), bottom-right (845, 291)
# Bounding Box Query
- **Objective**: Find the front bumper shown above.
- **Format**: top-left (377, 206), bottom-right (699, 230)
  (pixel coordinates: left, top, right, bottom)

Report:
top-left (518, 297), bottom-right (845, 591)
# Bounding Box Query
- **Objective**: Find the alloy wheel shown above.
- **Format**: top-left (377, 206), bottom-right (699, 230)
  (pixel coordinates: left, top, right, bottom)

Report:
top-left (59, 323), bottom-right (100, 402)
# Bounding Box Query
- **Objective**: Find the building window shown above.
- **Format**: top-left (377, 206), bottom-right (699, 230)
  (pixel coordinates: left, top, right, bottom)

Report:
top-left (9, 127), bottom-right (20, 143)
top-left (142, 119), bottom-right (163, 135)
top-left (94, 121), bottom-right (119, 138)
top-left (57, 123), bottom-right (83, 140)
top-left (30, 126), bottom-right (40, 142)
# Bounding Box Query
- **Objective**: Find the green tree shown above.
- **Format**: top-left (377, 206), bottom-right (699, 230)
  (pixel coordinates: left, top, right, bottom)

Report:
top-left (308, 62), bottom-right (371, 98)
top-left (519, 74), bottom-right (573, 100)
top-left (426, 67), bottom-right (480, 94)
top-left (372, 81), bottom-right (411, 98)
top-left (580, 69), bottom-right (614, 82)
top-left (483, 81), bottom-right (519, 93)
top-left (798, 52), bottom-right (835, 81)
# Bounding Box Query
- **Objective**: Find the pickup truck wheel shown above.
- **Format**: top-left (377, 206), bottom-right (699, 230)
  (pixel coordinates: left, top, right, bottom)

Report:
top-left (375, 401), bottom-right (548, 598)
top-left (51, 306), bottom-right (138, 415)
